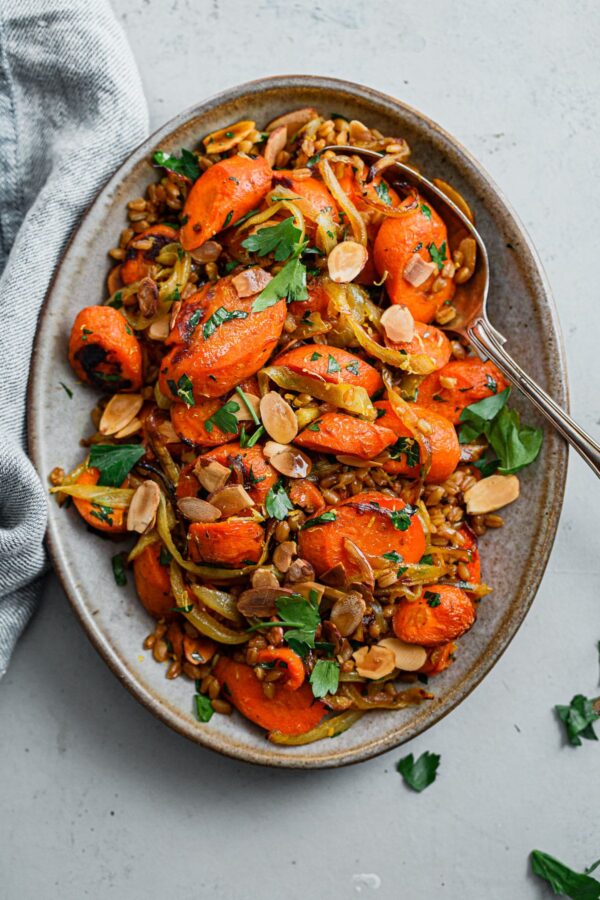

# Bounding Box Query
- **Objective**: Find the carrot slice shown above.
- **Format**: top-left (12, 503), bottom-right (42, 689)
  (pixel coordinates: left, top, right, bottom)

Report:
top-left (213, 658), bottom-right (326, 735)
top-left (288, 479), bottom-right (325, 513)
top-left (273, 344), bottom-right (382, 396)
top-left (295, 412), bottom-right (397, 460)
top-left (159, 276), bottom-right (286, 401)
top-left (199, 443), bottom-right (277, 508)
top-left (69, 306), bottom-right (142, 391)
top-left (373, 197), bottom-right (454, 322)
top-left (297, 490), bottom-right (426, 579)
top-left (416, 358), bottom-right (509, 424)
top-left (73, 468), bottom-right (128, 533)
top-left (288, 279), bottom-right (330, 318)
top-left (393, 584), bottom-right (475, 646)
top-left (188, 519), bottom-right (264, 567)
top-left (171, 398), bottom-right (240, 446)
top-left (418, 641), bottom-right (457, 675)
top-left (456, 524), bottom-right (481, 584)
top-left (374, 401), bottom-right (460, 483)
top-left (256, 648), bottom-right (306, 691)
top-left (272, 171), bottom-right (339, 223)
top-left (384, 320), bottom-right (451, 371)
top-left (133, 542), bottom-right (174, 618)
top-left (180, 156), bottom-right (273, 251)
top-left (121, 224), bottom-right (179, 285)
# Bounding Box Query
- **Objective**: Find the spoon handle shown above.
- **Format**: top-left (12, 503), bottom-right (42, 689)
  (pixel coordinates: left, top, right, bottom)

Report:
top-left (467, 317), bottom-right (600, 478)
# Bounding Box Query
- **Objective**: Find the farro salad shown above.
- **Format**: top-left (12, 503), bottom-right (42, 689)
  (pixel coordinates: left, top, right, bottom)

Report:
top-left (51, 107), bottom-right (543, 745)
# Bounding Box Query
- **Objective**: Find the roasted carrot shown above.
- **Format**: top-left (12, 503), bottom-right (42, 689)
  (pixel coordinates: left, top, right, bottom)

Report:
top-left (256, 648), bottom-right (306, 691)
top-left (159, 276), bottom-right (286, 401)
top-left (416, 358), bottom-right (509, 424)
top-left (213, 658), bottom-right (326, 735)
top-left (456, 524), bottom-right (481, 584)
top-left (393, 584), bottom-right (475, 646)
top-left (69, 306), bottom-right (143, 391)
top-left (418, 641), bottom-right (457, 675)
top-left (180, 156), bottom-right (273, 251)
top-left (273, 344), bottom-right (383, 396)
top-left (373, 196), bottom-right (454, 322)
top-left (288, 479), bottom-right (325, 513)
top-left (199, 443), bottom-right (277, 508)
top-left (72, 467), bottom-right (129, 533)
top-left (183, 635), bottom-right (216, 665)
top-left (298, 490), bottom-right (426, 579)
top-left (384, 320), bottom-right (451, 371)
top-left (272, 170), bottom-right (339, 223)
top-left (188, 519), bottom-right (264, 567)
top-left (133, 542), bottom-right (175, 618)
top-left (374, 401), bottom-right (460, 483)
top-left (295, 412), bottom-right (397, 460)
top-left (120, 224), bottom-right (179, 285)
top-left (287, 279), bottom-right (330, 318)
top-left (171, 398), bottom-right (240, 446)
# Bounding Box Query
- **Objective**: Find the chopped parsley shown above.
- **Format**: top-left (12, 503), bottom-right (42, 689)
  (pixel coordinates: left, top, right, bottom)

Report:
top-left (204, 400), bottom-right (240, 435)
top-left (390, 504), bottom-right (417, 531)
top-left (153, 148), bottom-right (200, 181)
top-left (307, 422), bottom-right (320, 432)
top-left (223, 210), bottom-right (234, 228)
top-left (300, 511), bottom-right (337, 529)
top-left (88, 443), bottom-right (145, 487)
top-left (159, 546), bottom-right (172, 566)
top-left (111, 552), bottom-right (127, 587)
top-left (195, 694), bottom-right (214, 723)
top-left (375, 180), bottom-right (392, 206)
top-left (90, 503), bottom-right (114, 527)
top-left (310, 659), bottom-right (340, 699)
top-left (167, 373), bottom-right (195, 407)
top-left (326, 354), bottom-right (341, 375)
top-left (265, 482), bottom-right (294, 521)
top-left (310, 351), bottom-right (322, 361)
top-left (345, 360), bottom-right (360, 376)
top-left (425, 591), bottom-right (441, 607)
top-left (396, 751), bottom-right (440, 792)
top-left (59, 382), bottom-right (73, 399)
top-left (428, 241), bottom-right (447, 271)
top-left (388, 436), bottom-right (420, 468)
top-left (420, 203), bottom-right (432, 220)
top-left (202, 306), bottom-right (248, 340)
top-left (485, 373), bottom-right (498, 394)
top-left (187, 309), bottom-right (203, 331)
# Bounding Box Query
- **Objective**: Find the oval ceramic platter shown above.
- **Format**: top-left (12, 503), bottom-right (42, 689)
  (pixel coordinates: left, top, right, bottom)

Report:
top-left (28, 76), bottom-right (568, 768)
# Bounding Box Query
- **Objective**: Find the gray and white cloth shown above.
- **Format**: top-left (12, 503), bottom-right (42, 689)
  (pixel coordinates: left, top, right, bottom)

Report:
top-left (0, 0), bottom-right (148, 676)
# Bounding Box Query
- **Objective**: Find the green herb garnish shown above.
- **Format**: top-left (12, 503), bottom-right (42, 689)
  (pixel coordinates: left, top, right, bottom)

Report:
top-left (202, 306), bottom-right (248, 340)
top-left (195, 694), bottom-right (214, 723)
top-left (555, 695), bottom-right (599, 746)
top-left (459, 387), bottom-right (543, 474)
top-left (390, 504), bottom-right (416, 531)
top-left (88, 444), bottom-right (145, 487)
top-left (388, 436), bottom-right (420, 468)
top-left (428, 241), bottom-right (447, 271)
top-left (310, 660), bottom-right (340, 699)
top-left (300, 511), bottom-right (337, 529)
top-left (241, 216), bottom-right (302, 262)
top-left (60, 382), bottom-right (73, 399)
top-left (375, 180), bottom-right (392, 206)
top-left (425, 591), bottom-right (441, 607)
top-left (153, 148), bottom-right (200, 181)
top-left (327, 353), bottom-right (341, 375)
top-left (530, 850), bottom-right (600, 899)
top-left (111, 552), bottom-right (127, 587)
top-left (265, 482), bottom-right (294, 521)
top-left (204, 400), bottom-right (240, 435)
top-left (167, 373), bottom-right (195, 407)
top-left (396, 751), bottom-right (440, 792)
top-left (345, 360), bottom-right (360, 376)
top-left (420, 203), bottom-right (432, 220)
top-left (251, 255), bottom-right (308, 311)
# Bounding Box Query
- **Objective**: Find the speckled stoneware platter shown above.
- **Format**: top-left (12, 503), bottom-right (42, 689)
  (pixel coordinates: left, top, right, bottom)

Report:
top-left (28, 76), bottom-right (568, 768)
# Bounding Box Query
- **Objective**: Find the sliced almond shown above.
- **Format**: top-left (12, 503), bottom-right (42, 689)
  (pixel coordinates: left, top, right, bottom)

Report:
top-left (177, 496), bottom-right (222, 523)
top-left (378, 638), bottom-right (427, 672)
top-left (190, 240), bottom-right (222, 264)
top-left (203, 120), bottom-right (256, 154)
top-left (330, 592), bottom-right (366, 637)
top-left (292, 581), bottom-right (325, 604)
top-left (147, 314), bottom-right (171, 341)
top-left (115, 417), bottom-right (142, 439)
top-left (263, 440), bottom-right (290, 459)
top-left (264, 125), bottom-right (288, 168)
top-left (464, 474), bottom-right (520, 515)
top-left (286, 558), bottom-right (315, 583)
top-left (439, 375), bottom-right (457, 390)
top-left (343, 539), bottom-right (375, 589)
top-left (269, 447), bottom-right (312, 478)
top-left (209, 484), bottom-right (254, 516)
top-left (272, 540), bottom-right (297, 573)
top-left (251, 568), bottom-right (281, 590)
top-left (99, 394), bottom-right (143, 436)
top-left (193, 459), bottom-right (231, 493)
top-left (380, 304), bottom-right (415, 344)
top-left (237, 586), bottom-right (296, 617)
top-left (157, 419), bottom-right (179, 443)
top-left (260, 392), bottom-right (298, 444)
top-left (266, 107), bottom-right (318, 134)
top-left (127, 481), bottom-right (161, 534)
top-left (327, 241), bottom-right (368, 283)
top-left (353, 645), bottom-right (396, 679)
top-left (403, 254), bottom-right (436, 287)
top-left (169, 300), bottom-right (182, 331)
top-left (232, 391), bottom-right (261, 422)
top-left (232, 266), bottom-right (273, 298)
top-left (137, 277), bottom-right (159, 318)
top-left (321, 563), bottom-right (348, 587)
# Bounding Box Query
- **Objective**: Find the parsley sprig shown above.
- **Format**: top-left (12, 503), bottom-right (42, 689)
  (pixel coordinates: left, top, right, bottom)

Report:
top-left (249, 592), bottom-right (321, 656)
top-left (242, 217), bottom-right (309, 311)
top-left (88, 444), bottom-right (145, 487)
top-left (459, 387), bottom-right (543, 474)
top-left (531, 850), bottom-right (600, 899)
top-left (204, 401), bottom-right (240, 435)
top-left (265, 482), bottom-right (294, 521)
top-left (153, 148), bottom-right (200, 182)
top-left (310, 659), bottom-right (340, 698)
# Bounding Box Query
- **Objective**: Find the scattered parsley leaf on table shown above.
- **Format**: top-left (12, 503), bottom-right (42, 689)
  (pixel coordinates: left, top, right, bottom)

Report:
top-left (310, 660), bottom-right (340, 699)
top-left (153, 148), bottom-right (200, 182)
top-left (88, 444), bottom-right (145, 487)
top-left (396, 751), bottom-right (440, 792)
top-left (265, 482), bottom-right (294, 521)
top-left (530, 850), bottom-right (600, 899)
top-left (555, 694), bottom-right (600, 746)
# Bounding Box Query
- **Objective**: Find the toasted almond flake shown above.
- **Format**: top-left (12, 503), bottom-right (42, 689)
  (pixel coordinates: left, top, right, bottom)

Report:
top-left (286, 558), bottom-right (315, 583)
top-left (193, 459), bottom-right (231, 493)
top-left (99, 394), bottom-right (143, 436)
top-left (353, 645), bottom-right (396, 679)
top-left (403, 254), bottom-right (436, 287)
top-left (327, 240), bottom-right (368, 283)
top-left (266, 107), bottom-right (318, 133)
top-left (203, 120), bottom-right (256, 154)
top-left (260, 392), bottom-right (298, 444)
top-left (232, 392), bottom-right (261, 422)
top-left (263, 440), bottom-right (290, 459)
top-left (114, 417), bottom-right (142, 439)
top-left (169, 300), bottom-right (182, 331)
top-left (127, 481), bottom-right (161, 534)
top-left (378, 638), bottom-right (427, 671)
top-left (237, 586), bottom-right (297, 617)
top-left (137, 277), bottom-right (159, 318)
top-left (232, 266), bottom-right (273, 298)
top-left (380, 304), bottom-right (415, 344)
top-left (209, 484), bottom-right (255, 516)
top-left (348, 119), bottom-right (371, 142)
top-left (190, 240), bottom-right (222, 264)
top-left (270, 447), bottom-right (312, 478)
top-left (272, 540), bottom-right (297, 573)
top-left (147, 314), bottom-right (171, 341)
top-left (157, 420), bottom-right (179, 443)
top-left (439, 375), bottom-right (457, 390)
top-left (264, 125), bottom-right (288, 168)
top-left (343, 539), bottom-right (375, 588)
top-left (321, 562), bottom-right (348, 587)
top-left (330, 592), bottom-right (366, 637)
top-left (251, 568), bottom-right (281, 590)
top-left (464, 474), bottom-right (520, 515)
top-left (177, 496), bottom-right (221, 523)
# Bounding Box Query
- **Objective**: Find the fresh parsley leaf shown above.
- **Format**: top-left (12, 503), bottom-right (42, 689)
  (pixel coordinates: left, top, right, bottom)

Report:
top-left (555, 695), bottom-right (600, 746)
top-left (90, 503), bottom-right (113, 526)
top-left (167, 373), bottom-right (195, 407)
top-left (301, 511), bottom-right (337, 529)
top-left (223, 210), bottom-right (233, 228)
top-left (428, 241), bottom-right (447, 271)
top-left (345, 360), bottom-right (360, 376)
top-left (531, 850), bottom-right (600, 899)
top-left (474, 457), bottom-right (500, 478)
top-left (396, 751), bottom-right (440, 792)
top-left (307, 422), bottom-right (320, 431)
top-left (111, 552), bottom-right (127, 586)
top-left (265, 482), bottom-right (294, 521)
top-left (195, 694), bottom-right (214, 723)
top-left (388, 436), bottom-right (420, 468)
top-left (310, 659), bottom-right (340, 699)
top-left (88, 444), bottom-right (145, 487)
top-left (383, 551), bottom-right (403, 564)
top-left (276, 592), bottom-right (321, 652)
top-left (375, 180), bottom-right (392, 206)
top-left (420, 203), bottom-right (432, 220)
top-left (153, 148), bottom-right (199, 181)
top-left (252, 256), bottom-right (308, 312)
top-left (204, 401), bottom-right (240, 435)
top-left (241, 217), bottom-right (303, 262)
top-left (327, 353), bottom-right (341, 375)
top-left (425, 591), bottom-right (441, 607)
top-left (390, 504), bottom-right (416, 531)
top-left (310, 351), bottom-right (322, 361)
top-left (419, 553), bottom-right (434, 565)
top-left (108, 291), bottom-right (123, 309)
top-left (202, 306), bottom-right (248, 339)
top-left (223, 260), bottom-right (238, 274)
top-left (188, 309), bottom-right (203, 331)
top-left (485, 373), bottom-right (498, 394)
top-left (159, 546), bottom-right (172, 566)
top-left (59, 381), bottom-right (73, 399)
top-left (459, 387), bottom-right (543, 474)
top-left (235, 386), bottom-right (261, 425)
top-left (306, 152), bottom-right (321, 168)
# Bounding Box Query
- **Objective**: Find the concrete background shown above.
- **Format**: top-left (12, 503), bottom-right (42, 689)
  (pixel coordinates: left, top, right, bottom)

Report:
top-left (2, 1), bottom-right (599, 897)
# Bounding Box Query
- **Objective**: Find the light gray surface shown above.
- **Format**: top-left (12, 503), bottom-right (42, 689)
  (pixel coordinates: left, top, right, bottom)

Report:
top-left (2, 1), bottom-right (599, 897)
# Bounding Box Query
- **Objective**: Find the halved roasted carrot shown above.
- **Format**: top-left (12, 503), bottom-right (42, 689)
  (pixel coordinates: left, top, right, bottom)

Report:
top-left (374, 401), bottom-right (460, 483)
top-left (188, 519), bottom-right (264, 567)
top-left (373, 197), bottom-right (454, 322)
top-left (393, 584), bottom-right (475, 646)
top-left (69, 306), bottom-right (143, 391)
top-left (288, 279), bottom-right (330, 318)
top-left (272, 171), bottom-right (339, 222)
top-left (297, 490), bottom-right (426, 579)
top-left (180, 156), bottom-right (273, 251)
top-left (295, 412), bottom-right (397, 460)
top-left (384, 320), bottom-right (451, 371)
top-left (273, 344), bottom-right (382, 396)
top-left (159, 276), bottom-right (286, 401)
top-left (288, 479), bottom-right (325, 513)
top-left (120, 224), bottom-right (179, 285)
top-left (416, 358), bottom-right (509, 424)
top-left (199, 442), bottom-right (277, 508)
top-left (171, 398), bottom-right (240, 446)
top-left (73, 468), bottom-right (128, 533)
top-left (418, 641), bottom-right (457, 675)
top-left (133, 542), bottom-right (174, 618)
top-left (213, 658), bottom-right (326, 735)
top-left (256, 648), bottom-right (306, 691)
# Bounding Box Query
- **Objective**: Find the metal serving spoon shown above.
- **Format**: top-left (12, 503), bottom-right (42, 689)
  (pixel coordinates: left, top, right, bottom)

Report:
top-left (326, 145), bottom-right (600, 477)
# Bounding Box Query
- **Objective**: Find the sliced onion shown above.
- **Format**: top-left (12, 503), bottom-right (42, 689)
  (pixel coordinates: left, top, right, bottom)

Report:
top-left (268, 711), bottom-right (364, 745)
top-left (318, 157), bottom-right (367, 246)
top-left (127, 530), bottom-right (159, 562)
top-left (189, 584), bottom-right (243, 624)
top-left (260, 365), bottom-right (376, 420)
top-left (382, 367), bottom-right (432, 480)
top-left (50, 484), bottom-right (134, 506)
top-left (341, 684), bottom-right (431, 710)
top-left (169, 560), bottom-right (248, 644)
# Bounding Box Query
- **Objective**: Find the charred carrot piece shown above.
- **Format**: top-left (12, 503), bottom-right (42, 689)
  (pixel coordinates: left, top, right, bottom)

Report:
top-left (288, 479), bottom-right (325, 513)
top-left (416, 358), bottom-right (509, 424)
top-left (72, 467), bottom-right (129, 534)
top-left (393, 584), bottom-right (475, 646)
top-left (384, 320), bottom-right (451, 371)
top-left (272, 170), bottom-right (339, 223)
top-left (171, 398), bottom-right (240, 446)
top-left (69, 306), bottom-right (142, 391)
top-left (198, 443), bottom-right (277, 508)
top-left (273, 344), bottom-right (383, 396)
top-left (120, 224), bottom-right (179, 285)
top-left (133, 542), bottom-right (175, 618)
top-left (295, 412), bottom-right (397, 460)
top-left (256, 648), bottom-right (306, 691)
top-left (188, 519), bottom-right (264, 567)
top-left (287, 280), bottom-right (330, 318)
top-left (374, 401), bottom-right (460, 483)
top-left (418, 641), bottom-right (458, 675)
